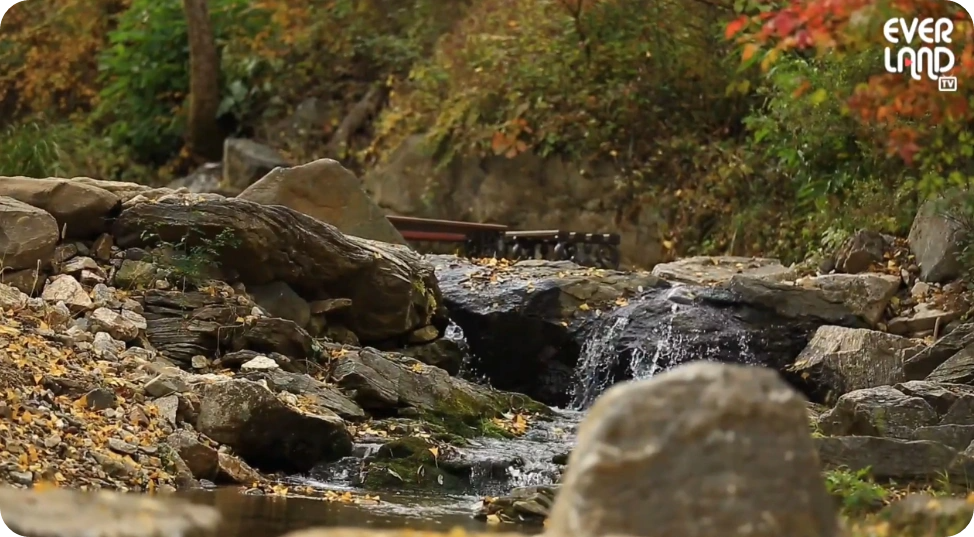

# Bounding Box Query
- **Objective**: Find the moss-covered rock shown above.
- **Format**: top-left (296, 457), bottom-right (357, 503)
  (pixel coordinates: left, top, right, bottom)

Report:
top-left (362, 436), bottom-right (468, 490)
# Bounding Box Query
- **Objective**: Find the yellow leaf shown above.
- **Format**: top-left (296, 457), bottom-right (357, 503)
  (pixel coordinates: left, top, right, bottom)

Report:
top-left (428, 446), bottom-right (439, 459)
top-left (33, 374), bottom-right (43, 384)
top-left (662, 239), bottom-right (675, 250)
top-left (486, 514), bottom-right (502, 525)
top-left (578, 303), bottom-right (591, 311)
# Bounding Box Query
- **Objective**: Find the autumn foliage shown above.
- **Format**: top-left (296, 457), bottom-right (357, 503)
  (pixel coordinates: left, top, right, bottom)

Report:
top-left (726, 0), bottom-right (974, 164)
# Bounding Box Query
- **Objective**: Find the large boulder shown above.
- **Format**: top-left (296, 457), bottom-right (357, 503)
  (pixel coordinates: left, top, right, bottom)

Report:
top-left (112, 195), bottom-right (443, 341)
top-left (908, 194), bottom-right (966, 283)
top-left (222, 138), bottom-right (290, 193)
top-left (816, 385), bottom-right (939, 439)
top-left (238, 158), bottom-right (406, 245)
top-left (789, 326), bottom-right (919, 402)
top-left (0, 177), bottom-right (121, 239)
top-left (195, 378), bottom-right (353, 473)
top-left (794, 273), bottom-right (901, 326)
top-left (0, 196), bottom-right (59, 271)
top-left (0, 486), bottom-right (220, 537)
top-left (431, 255), bottom-right (661, 405)
top-left (547, 361), bottom-right (839, 537)
top-left (903, 322), bottom-right (974, 379)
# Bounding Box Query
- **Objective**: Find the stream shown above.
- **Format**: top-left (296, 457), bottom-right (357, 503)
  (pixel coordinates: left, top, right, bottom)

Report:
top-left (179, 294), bottom-right (704, 536)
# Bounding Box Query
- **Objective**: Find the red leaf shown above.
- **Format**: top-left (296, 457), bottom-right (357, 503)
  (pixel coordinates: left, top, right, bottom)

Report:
top-left (725, 16), bottom-right (749, 40)
top-left (490, 132), bottom-right (510, 155)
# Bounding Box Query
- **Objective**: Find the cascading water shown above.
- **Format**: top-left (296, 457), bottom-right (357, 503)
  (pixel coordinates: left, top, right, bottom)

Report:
top-left (570, 285), bottom-right (759, 410)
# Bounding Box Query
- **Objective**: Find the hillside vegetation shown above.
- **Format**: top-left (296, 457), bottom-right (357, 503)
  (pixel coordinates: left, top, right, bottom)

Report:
top-left (0, 0), bottom-right (971, 265)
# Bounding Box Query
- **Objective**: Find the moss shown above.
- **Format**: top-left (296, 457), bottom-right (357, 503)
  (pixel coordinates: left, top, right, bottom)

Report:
top-left (362, 436), bottom-right (467, 490)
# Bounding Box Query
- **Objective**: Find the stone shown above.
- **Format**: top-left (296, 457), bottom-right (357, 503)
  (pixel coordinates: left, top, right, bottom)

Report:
top-left (407, 324), bottom-right (439, 344)
top-left (789, 326), bottom-right (918, 401)
top-left (89, 307), bottom-right (142, 341)
top-left (399, 338), bottom-right (466, 376)
top-left (816, 386), bottom-right (939, 439)
top-left (113, 259), bottom-right (159, 289)
top-left (91, 232), bottom-right (114, 261)
top-left (164, 430), bottom-right (257, 484)
top-left (893, 380), bottom-right (974, 414)
top-left (0, 177), bottom-right (122, 239)
top-left (309, 298), bottom-right (353, 315)
top-left (82, 388), bottom-right (116, 411)
top-left (0, 195), bottom-right (59, 270)
top-left (903, 322), bottom-right (974, 379)
top-left (887, 302), bottom-right (963, 336)
top-left (795, 273), bottom-right (901, 326)
top-left (1, 266), bottom-right (47, 295)
top-left (240, 355), bottom-right (279, 371)
top-left (113, 195), bottom-right (443, 341)
top-left (0, 485), bottom-right (220, 537)
top-left (815, 436), bottom-right (968, 482)
top-left (833, 229), bottom-right (887, 274)
top-left (191, 355), bottom-right (209, 369)
top-left (195, 378), bottom-right (353, 473)
top-left (238, 158), bottom-right (407, 244)
top-left (222, 138), bottom-right (290, 193)
top-left (546, 361), bottom-right (839, 537)
top-left (61, 255), bottom-right (100, 274)
top-left (877, 493), bottom-right (974, 537)
top-left (247, 280), bottom-right (310, 328)
top-left (42, 274), bottom-right (92, 311)
top-left (92, 332), bottom-right (126, 360)
top-left (908, 194), bottom-right (966, 283)
top-left (913, 425), bottom-right (974, 450)
top-left (927, 343), bottom-right (974, 384)
top-left (650, 255), bottom-right (797, 286)
top-left (0, 282), bottom-right (28, 310)
top-left (144, 372), bottom-right (190, 398)
top-left (153, 395), bottom-right (179, 426)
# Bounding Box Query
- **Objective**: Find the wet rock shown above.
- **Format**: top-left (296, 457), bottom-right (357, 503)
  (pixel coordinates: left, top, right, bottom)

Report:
top-left (903, 323), bottom-right (974, 379)
top-left (547, 361), bottom-right (839, 537)
top-left (89, 307), bottom-right (143, 342)
top-left (0, 177), bottom-right (122, 239)
top-left (650, 255), bottom-right (798, 285)
top-left (789, 326), bottom-right (919, 401)
top-left (195, 378), bottom-right (353, 473)
top-left (238, 158), bottom-right (406, 245)
top-left (0, 196), bottom-right (59, 270)
top-left (476, 485), bottom-right (558, 524)
top-left (328, 343), bottom-right (546, 435)
top-left (816, 435), bottom-right (973, 483)
top-left (399, 338), bottom-right (465, 375)
top-left (113, 195), bottom-right (442, 341)
top-left (42, 274), bottom-right (92, 311)
top-left (816, 386), bottom-right (939, 439)
top-left (222, 138), bottom-right (290, 193)
top-left (247, 280), bottom-right (310, 328)
top-left (432, 255), bottom-right (660, 405)
top-left (909, 194), bottom-right (966, 283)
top-left (795, 273), bottom-right (900, 326)
top-left (0, 485), bottom-right (220, 537)
top-left (574, 277), bottom-right (868, 409)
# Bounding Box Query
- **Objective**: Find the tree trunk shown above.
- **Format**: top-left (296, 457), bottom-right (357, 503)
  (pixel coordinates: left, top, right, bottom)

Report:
top-left (182, 0), bottom-right (223, 161)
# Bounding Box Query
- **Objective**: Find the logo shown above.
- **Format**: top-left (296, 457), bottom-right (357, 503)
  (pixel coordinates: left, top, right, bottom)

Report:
top-left (883, 17), bottom-right (957, 90)
top-left (940, 75), bottom-right (959, 90)
top-left (0, 0), bottom-right (27, 31)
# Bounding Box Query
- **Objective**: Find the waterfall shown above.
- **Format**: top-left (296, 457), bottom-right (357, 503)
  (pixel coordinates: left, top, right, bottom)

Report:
top-left (570, 315), bottom-right (632, 409)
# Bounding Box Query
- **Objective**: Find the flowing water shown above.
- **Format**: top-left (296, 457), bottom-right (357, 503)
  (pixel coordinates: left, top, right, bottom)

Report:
top-left (180, 290), bottom-right (730, 536)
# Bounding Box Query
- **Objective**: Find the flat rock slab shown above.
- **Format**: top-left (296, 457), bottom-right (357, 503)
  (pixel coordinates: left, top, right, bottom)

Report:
top-left (651, 255), bottom-right (797, 286)
top-left (0, 486), bottom-right (220, 537)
